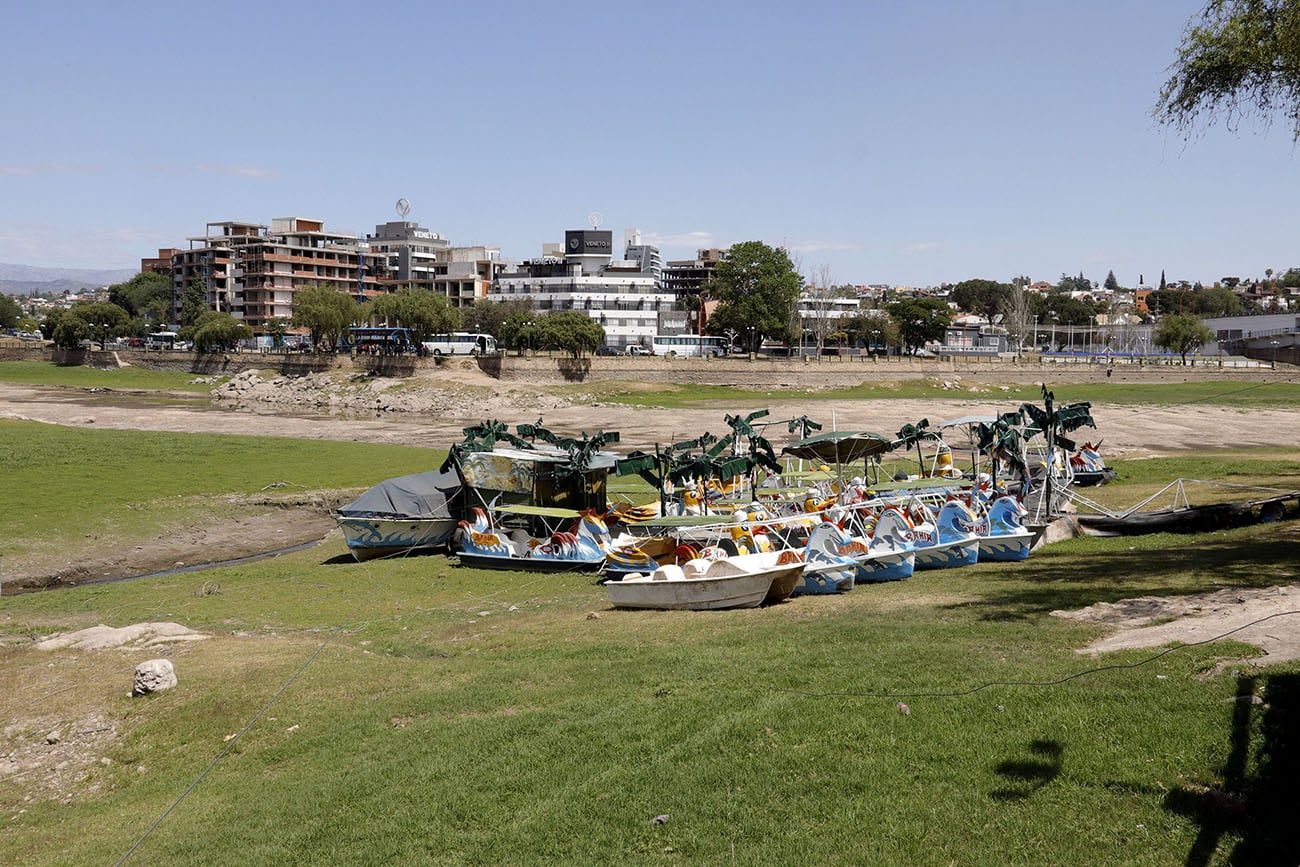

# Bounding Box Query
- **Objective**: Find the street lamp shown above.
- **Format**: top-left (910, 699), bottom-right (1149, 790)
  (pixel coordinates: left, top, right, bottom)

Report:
top-left (1271, 339), bottom-right (1280, 369)
top-left (523, 320), bottom-right (535, 356)
top-left (871, 328), bottom-right (881, 359)
top-left (96, 322), bottom-right (109, 350)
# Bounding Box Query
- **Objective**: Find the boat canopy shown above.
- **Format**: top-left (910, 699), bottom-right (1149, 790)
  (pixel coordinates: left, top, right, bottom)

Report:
top-left (337, 469), bottom-right (461, 519)
top-left (782, 430), bottom-right (893, 464)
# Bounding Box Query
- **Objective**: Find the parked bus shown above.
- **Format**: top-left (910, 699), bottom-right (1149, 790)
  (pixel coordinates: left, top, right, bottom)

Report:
top-left (145, 331), bottom-right (179, 350)
top-left (421, 332), bottom-right (498, 356)
top-left (348, 326), bottom-right (415, 354)
top-left (651, 334), bottom-right (729, 358)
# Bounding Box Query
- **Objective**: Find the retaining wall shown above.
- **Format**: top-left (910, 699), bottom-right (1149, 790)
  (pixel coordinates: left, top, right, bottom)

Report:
top-left (4, 343), bottom-right (1293, 388)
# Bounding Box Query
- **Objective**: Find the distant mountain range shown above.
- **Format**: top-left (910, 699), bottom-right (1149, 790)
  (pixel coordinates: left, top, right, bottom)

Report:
top-left (0, 263), bottom-right (140, 295)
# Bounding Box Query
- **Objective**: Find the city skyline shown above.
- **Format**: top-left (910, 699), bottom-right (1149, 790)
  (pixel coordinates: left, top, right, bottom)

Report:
top-left (3, 2), bottom-right (1297, 289)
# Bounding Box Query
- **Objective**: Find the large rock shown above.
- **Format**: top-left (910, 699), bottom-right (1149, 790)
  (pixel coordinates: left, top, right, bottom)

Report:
top-left (132, 659), bottom-right (177, 696)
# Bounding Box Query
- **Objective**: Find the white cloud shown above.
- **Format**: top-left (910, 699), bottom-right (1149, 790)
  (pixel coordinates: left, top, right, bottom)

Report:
top-left (641, 231), bottom-right (718, 250)
top-left (788, 240), bottom-right (860, 254)
top-left (901, 241), bottom-right (940, 255)
top-left (193, 163), bottom-right (279, 180)
top-left (0, 163), bottom-right (105, 176)
top-left (0, 220), bottom-right (173, 269)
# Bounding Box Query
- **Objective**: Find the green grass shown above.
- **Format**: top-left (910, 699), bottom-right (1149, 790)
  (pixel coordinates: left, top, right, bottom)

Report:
top-left (1, 427), bottom-right (1297, 864)
top-left (560, 378), bottom-right (1300, 409)
top-left (0, 420), bottom-right (445, 560)
top-left (0, 360), bottom-right (217, 393)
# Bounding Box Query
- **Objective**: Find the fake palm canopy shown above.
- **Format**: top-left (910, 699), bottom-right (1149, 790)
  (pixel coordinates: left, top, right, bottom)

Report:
top-left (512, 421), bottom-right (620, 482)
top-left (892, 418), bottom-right (944, 475)
top-left (781, 430), bottom-right (893, 465)
top-left (1019, 387), bottom-right (1097, 452)
top-left (614, 410), bottom-right (783, 510)
top-left (975, 410), bottom-right (1029, 491)
top-left (441, 419), bottom-right (534, 471)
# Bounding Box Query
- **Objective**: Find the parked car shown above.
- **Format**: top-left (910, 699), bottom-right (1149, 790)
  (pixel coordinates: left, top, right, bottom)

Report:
top-left (594, 345), bottom-right (619, 356)
top-left (626, 345), bottom-right (651, 356)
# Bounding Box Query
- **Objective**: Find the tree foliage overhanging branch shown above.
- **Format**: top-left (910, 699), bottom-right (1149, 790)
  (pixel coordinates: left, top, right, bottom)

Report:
top-left (1155, 0), bottom-right (1300, 140)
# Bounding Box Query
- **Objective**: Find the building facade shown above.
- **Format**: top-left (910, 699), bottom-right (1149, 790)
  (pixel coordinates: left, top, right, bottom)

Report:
top-left (366, 220), bottom-right (504, 308)
top-left (172, 218), bottom-right (389, 331)
top-left (491, 228), bottom-right (676, 350)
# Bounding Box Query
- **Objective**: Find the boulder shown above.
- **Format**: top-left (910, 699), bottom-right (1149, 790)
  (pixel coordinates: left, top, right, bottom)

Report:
top-left (132, 659), bottom-right (177, 696)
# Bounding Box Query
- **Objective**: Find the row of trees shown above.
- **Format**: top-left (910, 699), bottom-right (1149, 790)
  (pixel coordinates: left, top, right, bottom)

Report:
top-left (289, 285), bottom-right (607, 357)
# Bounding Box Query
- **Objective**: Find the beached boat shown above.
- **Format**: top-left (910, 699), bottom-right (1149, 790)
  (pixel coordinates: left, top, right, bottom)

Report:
top-left (455, 505), bottom-right (611, 572)
top-left (335, 469), bottom-right (462, 561)
top-left (605, 550), bottom-right (805, 610)
top-left (903, 500), bottom-right (980, 571)
top-left (973, 496), bottom-right (1034, 561)
top-left (801, 507), bottom-right (916, 585)
top-left (1074, 479), bottom-right (1300, 537)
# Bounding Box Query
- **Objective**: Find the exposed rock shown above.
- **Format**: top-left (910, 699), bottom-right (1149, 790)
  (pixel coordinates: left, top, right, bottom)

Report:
top-left (132, 659), bottom-right (177, 696)
top-left (36, 622), bottom-right (208, 651)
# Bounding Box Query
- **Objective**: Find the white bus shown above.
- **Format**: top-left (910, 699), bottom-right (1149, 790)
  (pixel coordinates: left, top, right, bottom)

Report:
top-left (145, 331), bottom-right (179, 350)
top-left (651, 334), bottom-right (730, 358)
top-left (421, 332), bottom-right (498, 356)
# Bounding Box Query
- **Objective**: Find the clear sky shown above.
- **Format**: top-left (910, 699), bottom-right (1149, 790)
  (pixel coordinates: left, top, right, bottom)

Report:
top-left (2, 1), bottom-right (1294, 288)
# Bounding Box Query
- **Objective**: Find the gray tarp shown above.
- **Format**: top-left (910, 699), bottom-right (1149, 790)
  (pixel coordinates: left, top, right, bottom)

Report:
top-left (337, 469), bottom-right (461, 519)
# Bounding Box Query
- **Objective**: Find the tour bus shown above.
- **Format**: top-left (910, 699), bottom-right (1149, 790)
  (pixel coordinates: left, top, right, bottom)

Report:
top-left (145, 331), bottom-right (179, 350)
top-left (348, 326), bottom-right (415, 354)
top-left (421, 332), bottom-right (498, 356)
top-left (651, 334), bottom-right (730, 358)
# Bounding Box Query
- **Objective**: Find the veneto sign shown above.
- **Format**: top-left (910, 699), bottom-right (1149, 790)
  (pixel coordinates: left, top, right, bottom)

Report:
top-left (566, 230), bottom-right (612, 253)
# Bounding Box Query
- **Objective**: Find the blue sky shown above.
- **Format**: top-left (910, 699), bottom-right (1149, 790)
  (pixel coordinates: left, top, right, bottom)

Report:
top-left (2, 1), bottom-right (1294, 288)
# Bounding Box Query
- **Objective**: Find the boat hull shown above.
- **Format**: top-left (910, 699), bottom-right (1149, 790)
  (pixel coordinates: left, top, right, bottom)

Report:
top-left (338, 517), bottom-right (458, 562)
top-left (607, 554), bottom-right (804, 611)
top-left (977, 530), bottom-right (1033, 561)
top-left (913, 539), bottom-right (980, 570)
top-left (457, 551), bottom-right (605, 572)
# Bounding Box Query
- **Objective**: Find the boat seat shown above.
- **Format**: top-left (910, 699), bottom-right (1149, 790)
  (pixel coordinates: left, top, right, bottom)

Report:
top-left (653, 564), bottom-right (686, 582)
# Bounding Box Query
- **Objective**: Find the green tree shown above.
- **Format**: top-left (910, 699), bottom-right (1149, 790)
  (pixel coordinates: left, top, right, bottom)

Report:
top-left (702, 241), bottom-right (804, 352)
top-left (1154, 312), bottom-right (1215, 364)
top-left (461, 297), bottom-right (534, 337)
top-left (1159, 270), bottom-right (1168, 291)
top-left (1146, 288), bottom-right (1190, 317)
top-left (263, 317), bottom-right (291, 349)
top-left (108, 272), bottom-right (172, 324)
top-left (47, 301), bottom-right (130, 350)
top-left (1104, 270), bottom-right (1120, 292)
top-left (185, 311), bottom-right (253, 353)
top-left (886, 298), bottom-right (950, 354)
top-left (499, 313), bottom-right (542, 355)
top-left (0, 294), bottom-right (21, 330)
top-left (291, 283), bottom-right (359, 350)
top-left (540, 311), bottom-right (604, 357)
top-left (1056, 272), bottom-right (1093, 294)
top-left (1156, 0), bottom-right (1300, 140)
top-left (178, 277), bottom-right (208, 327)
top-left (1194, 284), bottom-right (1246, 316)
top-left (362, 287), bottom-right (461, 343)
top-left (949, 279), bottom-right (1012, 320)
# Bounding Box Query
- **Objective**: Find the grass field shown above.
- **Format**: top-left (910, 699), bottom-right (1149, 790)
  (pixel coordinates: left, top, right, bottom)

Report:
top-left (1, 419), bottom-right (1297, 865)
top-left (0, 361), bottom-right (216, 393)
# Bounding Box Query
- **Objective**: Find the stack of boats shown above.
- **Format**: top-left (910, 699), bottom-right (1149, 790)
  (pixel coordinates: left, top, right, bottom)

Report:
top-left (333, 399), bottom-right (1080, 610)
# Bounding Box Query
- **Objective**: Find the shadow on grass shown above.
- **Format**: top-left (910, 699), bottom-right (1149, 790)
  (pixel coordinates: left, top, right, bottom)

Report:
top-left (1164, 673), bottom-right (1299, 866)
top-left (950, 525), bottom-right (1300, 621)
top-left (990, 738), bottom-right (1063, 801)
